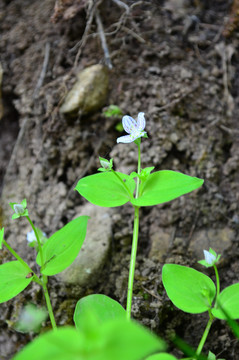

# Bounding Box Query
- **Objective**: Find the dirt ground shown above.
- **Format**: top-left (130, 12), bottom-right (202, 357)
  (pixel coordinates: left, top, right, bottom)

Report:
top-left (0, 0), bottom-right (239, 359)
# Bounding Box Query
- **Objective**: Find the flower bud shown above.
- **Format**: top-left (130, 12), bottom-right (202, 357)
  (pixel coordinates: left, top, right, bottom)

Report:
top-left (13, 204), bottom-right (25, 215)
top-left (203, 250), bottom-right (216, 265)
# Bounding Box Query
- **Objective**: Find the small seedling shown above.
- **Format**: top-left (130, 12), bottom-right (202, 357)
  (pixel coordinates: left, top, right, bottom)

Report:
top-left (75, 112), bottom-right (204, 319)
top-left (163, 248), bottom-right (239, 359)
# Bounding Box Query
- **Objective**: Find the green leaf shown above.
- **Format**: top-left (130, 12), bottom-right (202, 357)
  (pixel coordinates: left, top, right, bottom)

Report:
top-left (214, 302), bottom-right (239, 339)
top-left (103, 105), bottom-right (123, 118)
top-left (146, 353), bottom-right (177, 360)
top-left (131, 170), bottom-right (204, 207)
top-left (75, 172), bottom-right (135, 207)
top-left (36, 216), bottom-right (89, 276)
top-left (212, 283), bottom-right (239, 319)
top-left (207, 351), bottom-right (216, 360)
top-left (207, 351), bottom-right (225, 360)
top-left (74, 294), bottom-right (126, 331)
top-left (13, 319), bottom-right (165, 360)
top-left (0, 227), bottom-right (4, 249)
top-left (0, 261), bottom-right (33, 303)
top-left (100, 319), bottom-right (165, 360)
top-left (21, 198), bottom-right (27, 208)
top-left (162, 264), bottom-right (216, 314)
top-left (12, 327), bottom-right (85, 360)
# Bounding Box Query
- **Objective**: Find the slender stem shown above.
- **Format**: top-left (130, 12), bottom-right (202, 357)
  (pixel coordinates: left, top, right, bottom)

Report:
top-left (126, 141), bottom-right (142, 320)
top-left (126, 206), bottom-right (140, 320)
top-left (136, 143), bottom-right (141, 199)
top-left (26, 216), bottom-right (44, 267)
top-left (42, 275), bottom-right (57, 329)
top-left (2, 239), bottom-right (41, 284)
top-left (213, 264), bottom-right (220, 299)
top-left (111, 169), bottom-right (133, 199)
top-left (3, 239), bottom-right (32, 272)
top-left (26, 216), bottom-right (57, 329)
top-left (195, 312), bottom-right (214, 357)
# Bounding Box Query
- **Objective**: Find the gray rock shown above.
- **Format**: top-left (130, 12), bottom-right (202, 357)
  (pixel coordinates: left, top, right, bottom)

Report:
top-left (60, 64), bottom-right (109, 116)
top-left (57, 203), bottom-right (112, 287)
top-left (149, 227), bottom-right (175, 262)
top-left (189, 227), bottom-right (235, 260)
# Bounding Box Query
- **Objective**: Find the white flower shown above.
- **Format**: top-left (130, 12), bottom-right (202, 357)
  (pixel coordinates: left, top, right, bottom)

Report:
top-left (27, 230), bottom-right (36, 243)
top-left (203, 250), bottom-right (216, 265)
top-left (26, 229), bottom-right (47, 243)
top-left (13, 204), bottom-right (25, 215)
top-left (117, 112), bottom-right (147, 143)
top-left (101, 160), bottom-right (109, 169)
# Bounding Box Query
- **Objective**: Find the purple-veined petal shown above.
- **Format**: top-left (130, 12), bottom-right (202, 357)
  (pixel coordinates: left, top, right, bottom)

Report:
top-left (122, 115), bottom-right (137, 134)
top-left (130, 130), bottom-right (146, 142)
top-left (117, 130), bottom-right (146, 143)
top-left (117, 135), bottom-right (134, 143)
top-left (137, 112), bottom-right (146, 131)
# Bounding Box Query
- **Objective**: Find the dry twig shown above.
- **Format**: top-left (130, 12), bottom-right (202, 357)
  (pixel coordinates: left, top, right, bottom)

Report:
top-left (73, 0), bottom-right (103, 67)
top-left (33, 42), bottom-right (51, 99)
top-left (95, 9), bottom-right (113, 68)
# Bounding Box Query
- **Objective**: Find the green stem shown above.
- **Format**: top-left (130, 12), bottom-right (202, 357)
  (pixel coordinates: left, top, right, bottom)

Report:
top-left (2, 239), bottom-right (41, 284)
top-left (195, 312), bottom-right (214, 357)
top-left (26, 216), bottom-right (44, 267)
top-left (42, 275), bottom-right (57, 329)
top-left (26, 216), bottom-right (57, 329)
top-left (136, 143), bottom-right (141, 199)
top-left (126, 206), bottom-right (140, 320)
top-left (213, 264), bottom-right (220, 299)
top-left (3, 239), bottom-right (32, 272)
top-left (126, 141), bottom-right (142, 320)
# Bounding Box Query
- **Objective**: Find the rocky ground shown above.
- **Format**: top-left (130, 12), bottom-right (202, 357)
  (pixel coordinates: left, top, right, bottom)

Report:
top-left (0, 0), bottom-right (239, 359)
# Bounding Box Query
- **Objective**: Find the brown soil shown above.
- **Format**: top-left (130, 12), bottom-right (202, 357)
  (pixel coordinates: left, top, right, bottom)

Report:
top-left (0, 0), bottom-right (239, 359)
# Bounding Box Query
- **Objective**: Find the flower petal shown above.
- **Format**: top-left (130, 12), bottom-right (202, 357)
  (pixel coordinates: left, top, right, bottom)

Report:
top-left (117, 135), bottom-right (134, 143)
top-left (13, 204), bottom-right (25, 215)
top-left (137, 112), bottom-right (146, 131)
top-left (130, 130), bottom-right (146, 142)
top-left (122, 115), bottom-right (137, 134)
top-left (203, 250), bottom-right (216, 265)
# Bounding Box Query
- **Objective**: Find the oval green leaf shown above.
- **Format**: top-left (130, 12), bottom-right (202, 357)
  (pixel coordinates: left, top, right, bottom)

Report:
top-left (162, 264), bottom-right (216, 314)
top-left (75, 171), bottom-right (135, 207)
top-left (212, 283), bottom-right (239, 320)
top-left (13, 320), bottom-right (165, 360)
top-left (100, 319), bottom-right (165, 360)
top-left (0, 261), bottom-right (33, 303)
top-left (36, 216), bottom-right (89, 276)
top-left (131, 170), bottom-right (204, 207)
top-left (74, 294), bottom-right (126, 331)
top-left (12, 327), bottom-right (85, 360)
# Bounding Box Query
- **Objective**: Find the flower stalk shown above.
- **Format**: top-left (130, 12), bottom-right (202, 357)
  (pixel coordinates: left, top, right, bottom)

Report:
top-left (126, 134), bottom-right (142, 320)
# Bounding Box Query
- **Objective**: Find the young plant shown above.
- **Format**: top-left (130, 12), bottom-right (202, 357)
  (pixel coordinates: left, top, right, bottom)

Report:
top-left (1, 111), bottom-right (205, 360)
top-left (75, 112), bottom-right (204, 320)
top-left (162, 248), bottom-right (239, 359)
top-left (1, 199), bottom-right (89, 330)
top-left (103, 104), bottom-right (123, 118)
